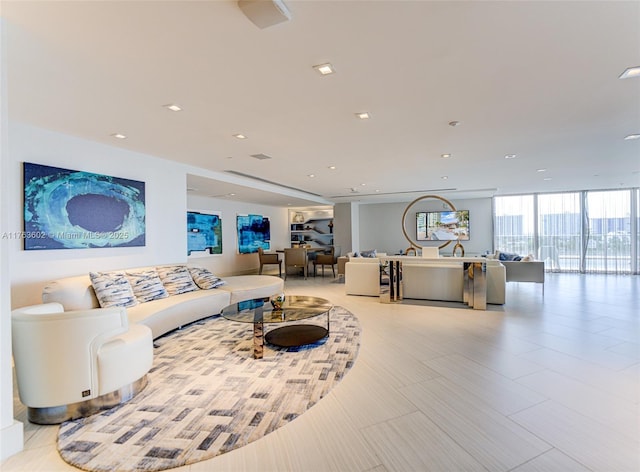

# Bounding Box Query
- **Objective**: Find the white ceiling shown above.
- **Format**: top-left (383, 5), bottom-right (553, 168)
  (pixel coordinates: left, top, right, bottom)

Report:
top-left (5, 0), bottom-right (640, 207)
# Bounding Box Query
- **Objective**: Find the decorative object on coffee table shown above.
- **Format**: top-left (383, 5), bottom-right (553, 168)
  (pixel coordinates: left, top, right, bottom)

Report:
top-left (270, 292), bottom-right (285, 309)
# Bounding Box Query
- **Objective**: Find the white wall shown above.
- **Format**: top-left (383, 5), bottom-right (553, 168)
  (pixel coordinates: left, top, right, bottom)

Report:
top-left (7, 123), bottom-right (187, 309)
top-left (1, 15), bottom-right (24, 460)
top-left (359, 198), bottom-right (494, 256)
top-left (187, 194), bottom-right (290, 276)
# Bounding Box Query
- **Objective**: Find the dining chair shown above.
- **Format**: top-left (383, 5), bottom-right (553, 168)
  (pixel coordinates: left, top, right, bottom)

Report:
top-left (258, 247), bottom-right (282, 277)
top-left (313, 246), bottom-right (338, 277)
top-left (284, 247), bottom-right (308, 280)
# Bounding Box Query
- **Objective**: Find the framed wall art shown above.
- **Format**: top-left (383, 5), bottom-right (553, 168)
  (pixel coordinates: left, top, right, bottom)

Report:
top-left (187, 211), bottom-right (222, 256)
top-left (23, 162), bottom-right (146, 250)
top-left (236, 214), bottom-right (270, 254)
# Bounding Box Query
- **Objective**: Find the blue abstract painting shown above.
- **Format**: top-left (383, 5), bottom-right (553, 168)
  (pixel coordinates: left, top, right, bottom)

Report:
top-left (23, 162), bottom-right (146, 250)
top-left (187, 211), bottom-right (222, 255)
top-left (236, 214), bottom-right (270, 254)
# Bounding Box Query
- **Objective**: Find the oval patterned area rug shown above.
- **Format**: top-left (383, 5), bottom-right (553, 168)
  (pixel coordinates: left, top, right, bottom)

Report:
top-left (57, 306), bottom-right (360, 472)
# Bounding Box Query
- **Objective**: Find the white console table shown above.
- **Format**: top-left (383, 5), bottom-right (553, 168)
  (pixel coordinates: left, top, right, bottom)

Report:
top-left (379, 256), bottom-right (488, 310)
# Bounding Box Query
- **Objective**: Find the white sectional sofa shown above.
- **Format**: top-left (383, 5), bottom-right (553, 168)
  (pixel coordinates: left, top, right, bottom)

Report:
top-left (12, 265), bottom-right (283, 424)
top-left (345, 256), bottom-right (506, 304)
top-left (41, 267), bottom-right (284, 339)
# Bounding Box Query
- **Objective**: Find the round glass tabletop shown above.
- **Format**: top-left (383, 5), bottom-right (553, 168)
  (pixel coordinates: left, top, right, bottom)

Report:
top-left (221, 295), bottom-right (332, 324)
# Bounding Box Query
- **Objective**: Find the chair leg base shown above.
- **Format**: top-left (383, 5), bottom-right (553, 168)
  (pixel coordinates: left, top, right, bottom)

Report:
top-left (27, 375), bottom-right (149, 425)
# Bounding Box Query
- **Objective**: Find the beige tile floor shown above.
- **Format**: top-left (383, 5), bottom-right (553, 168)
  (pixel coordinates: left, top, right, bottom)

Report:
top-left (3, 272), bottom-right (639, 471)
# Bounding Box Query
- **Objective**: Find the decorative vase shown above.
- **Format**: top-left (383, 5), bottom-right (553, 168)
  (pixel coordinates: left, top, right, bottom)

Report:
top-left (270, 293), bottom-right (285, 310)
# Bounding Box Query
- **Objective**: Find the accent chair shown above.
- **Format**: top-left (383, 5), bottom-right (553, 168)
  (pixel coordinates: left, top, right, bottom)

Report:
top-left (11, 302), bottom-right (153, 424)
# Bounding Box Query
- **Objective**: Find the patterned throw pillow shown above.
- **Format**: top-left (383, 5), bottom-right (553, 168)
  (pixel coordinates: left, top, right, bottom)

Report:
top-left (126, 270), bottom-right (169, 303)
top-left (498, 251), bottom-right (521, 261)
top-left (189, 267), bottom-right (226, 290)
top-left (156, 265), bottom-right (198, 295)
top-left (89, 271), bottom-right (138, 308)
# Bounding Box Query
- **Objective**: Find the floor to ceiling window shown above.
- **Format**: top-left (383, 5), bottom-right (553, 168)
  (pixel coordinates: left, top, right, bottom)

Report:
top-left (537, 193), bottom-right (581, 272)
top-left (493, 195), bottom-right (535, 256)
top-left (494, 188), bottom-right (639, 275)
top-left (585, 190), bottom-right (633, 273)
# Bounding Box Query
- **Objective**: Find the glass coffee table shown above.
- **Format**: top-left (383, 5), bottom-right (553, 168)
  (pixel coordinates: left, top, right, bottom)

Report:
top-left (221, 295), bottom-right (333, 359)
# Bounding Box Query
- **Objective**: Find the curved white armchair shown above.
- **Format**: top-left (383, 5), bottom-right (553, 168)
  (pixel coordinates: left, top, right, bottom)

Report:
top-left (11, 302), bottom-right (153, 424)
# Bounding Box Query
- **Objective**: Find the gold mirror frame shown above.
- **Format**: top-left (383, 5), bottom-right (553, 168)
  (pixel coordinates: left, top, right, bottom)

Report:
top-left (401, 194), bottom-right (457, 250)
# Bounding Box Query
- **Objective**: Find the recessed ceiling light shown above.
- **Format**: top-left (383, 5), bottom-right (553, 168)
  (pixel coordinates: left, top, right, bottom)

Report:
top-left (505, 154), bottom-right (517, 159)
top-left (111, 133), bottom-right (127, 139)
top-left (163, 104), bottom-right (182, 112)
top-left (228, 193), bottom-right (236, 196)
top-left (624, 134), bottom-right (640, 140)
top-left (313, 63), bottom-right (335, 75)
top-left (233, 134), bottom-right (247, 139)
top-left (537, 168), bottom-right (547, 172)
top-left (441, 176), bottom-right (449, 180)
top-left (619, 66), bottom-right (640, 79)
top-left (308, 174), bottom-right (315, 178)
top-left (355, 112), bottom-right (370, 120)
top-left (441, 154), bottom-right (451, 158)
top-left (375, 189), bottom-right (380, 193)
top-left (543, 178), bottom-right (552, 181)
top-left (448, 121), bottom-right (461, 127)
top-left (360, 183), bottom-right (366, 186)
top-left (328, 165), bottom-right (336, 170)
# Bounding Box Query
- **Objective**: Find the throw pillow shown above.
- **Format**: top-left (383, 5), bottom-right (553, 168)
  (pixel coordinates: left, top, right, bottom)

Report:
top-left (89, 271), bottom-right (138, 308)
top-left (126, 270), bottom-right (169, 303)
top-left (189, 267), bottom-right (226, 290)
top-left (156, 265), bottom-right (199, 295)
top-left (360, 249), bottom-right (377, 258)
top-left (498, 251), bottom-right (520, 261)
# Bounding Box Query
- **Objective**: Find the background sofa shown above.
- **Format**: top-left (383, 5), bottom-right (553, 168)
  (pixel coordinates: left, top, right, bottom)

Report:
top-left (344, 256), bottom-right (386, 296)
top-left (488, 250), bottom-right (545, 293)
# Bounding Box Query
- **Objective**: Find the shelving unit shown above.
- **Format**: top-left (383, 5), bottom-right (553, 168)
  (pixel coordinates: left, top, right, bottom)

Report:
top-left (290, 209), bottom-right (334, 250)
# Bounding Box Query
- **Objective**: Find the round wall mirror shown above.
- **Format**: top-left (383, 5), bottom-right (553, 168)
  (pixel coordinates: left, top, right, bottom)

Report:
top-left (401, 194), bottom-right (457, 250)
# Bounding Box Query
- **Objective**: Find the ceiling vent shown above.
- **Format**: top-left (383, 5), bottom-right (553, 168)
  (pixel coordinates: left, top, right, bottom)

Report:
top-left (238, 0), bottom-right (291, 29)
top-left (251, 153), bottom-right (272, 160)
top-left (225, 170), bottom-right (324, 197)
